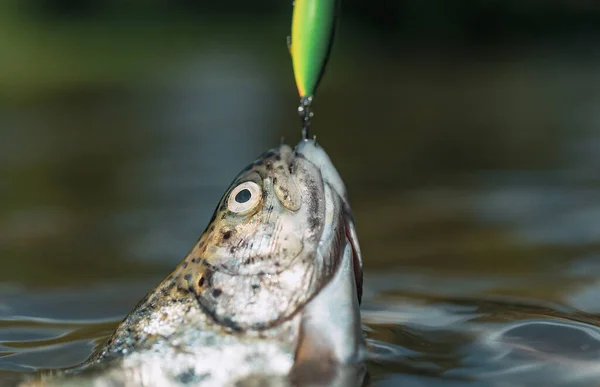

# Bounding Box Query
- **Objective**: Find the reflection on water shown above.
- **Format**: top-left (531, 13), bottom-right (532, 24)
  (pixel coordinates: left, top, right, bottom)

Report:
top-left (364, 290), bottom-right (600, 386)
top-left (3, 17), bottom-right (600, 387)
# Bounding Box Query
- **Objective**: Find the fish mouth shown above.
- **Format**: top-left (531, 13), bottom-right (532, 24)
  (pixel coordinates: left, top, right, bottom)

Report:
top-left (294, 139), bottom-right (363, 304)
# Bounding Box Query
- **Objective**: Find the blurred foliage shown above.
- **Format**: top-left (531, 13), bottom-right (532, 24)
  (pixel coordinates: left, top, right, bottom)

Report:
top-left (12, 0), bottom-right (600, 40)
top-left (3, 0), bottom-right (600, 97)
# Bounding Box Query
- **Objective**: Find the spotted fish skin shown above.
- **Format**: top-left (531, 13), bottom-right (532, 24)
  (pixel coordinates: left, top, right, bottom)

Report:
top-left (21, 140), bottom-right (365, 387)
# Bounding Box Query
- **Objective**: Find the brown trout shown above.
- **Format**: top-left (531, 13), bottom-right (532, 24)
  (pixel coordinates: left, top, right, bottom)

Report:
top-left (22, 139), bottom-right (365, 387)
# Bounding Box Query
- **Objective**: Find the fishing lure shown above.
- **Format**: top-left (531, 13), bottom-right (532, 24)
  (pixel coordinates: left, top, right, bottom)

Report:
top-left (289, 0), bottom-right (339, 139)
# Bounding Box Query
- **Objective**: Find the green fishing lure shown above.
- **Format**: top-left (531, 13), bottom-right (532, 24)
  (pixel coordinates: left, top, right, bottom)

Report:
top-left (289, 0), bottom-right (339, 138)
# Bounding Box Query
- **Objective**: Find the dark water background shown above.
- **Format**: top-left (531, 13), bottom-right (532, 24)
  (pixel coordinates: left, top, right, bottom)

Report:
top-left (4, 2), bottom-right (600, 386)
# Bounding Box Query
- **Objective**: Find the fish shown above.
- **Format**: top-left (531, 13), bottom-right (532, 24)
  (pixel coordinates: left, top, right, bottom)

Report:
top-left (21, 139), bottom-right (365, 387)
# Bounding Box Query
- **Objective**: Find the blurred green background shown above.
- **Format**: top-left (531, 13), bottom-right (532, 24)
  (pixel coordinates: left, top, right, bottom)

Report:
top-left (3, 1), bottom-right (600, 385)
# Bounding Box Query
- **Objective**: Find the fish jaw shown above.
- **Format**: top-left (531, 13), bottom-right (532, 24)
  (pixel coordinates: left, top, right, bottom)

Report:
top-left (295, 139), bottom-right (348, 204)
top-left (294, 138), bottom-right (363, 304)
top-left (293, 139), bottom-right (365, 366)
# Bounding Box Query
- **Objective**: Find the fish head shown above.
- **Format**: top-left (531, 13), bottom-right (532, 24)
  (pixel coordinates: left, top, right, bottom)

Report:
top-left (176, 139), bottom-right (363, 344)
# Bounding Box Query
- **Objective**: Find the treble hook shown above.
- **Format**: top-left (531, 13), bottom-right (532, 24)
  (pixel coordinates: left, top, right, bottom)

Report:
top-left (298, 96), bottom-right (313, 140)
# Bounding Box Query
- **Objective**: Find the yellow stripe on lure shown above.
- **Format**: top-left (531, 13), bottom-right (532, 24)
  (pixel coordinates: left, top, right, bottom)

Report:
top-left (289, 0), bottom-right (339, 138)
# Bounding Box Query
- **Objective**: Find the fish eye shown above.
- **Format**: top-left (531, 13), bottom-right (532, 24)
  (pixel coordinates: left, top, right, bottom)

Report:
top-left (227, 181), bottom-right (262, 214)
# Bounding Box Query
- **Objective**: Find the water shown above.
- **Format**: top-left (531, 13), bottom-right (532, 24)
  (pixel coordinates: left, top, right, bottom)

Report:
top-left (4, 14), bottom-right (600, 387)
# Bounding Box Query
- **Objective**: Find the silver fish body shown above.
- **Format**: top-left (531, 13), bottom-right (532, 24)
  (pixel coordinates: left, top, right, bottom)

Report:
top-left (22, 139), bottom-right (364, 387)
